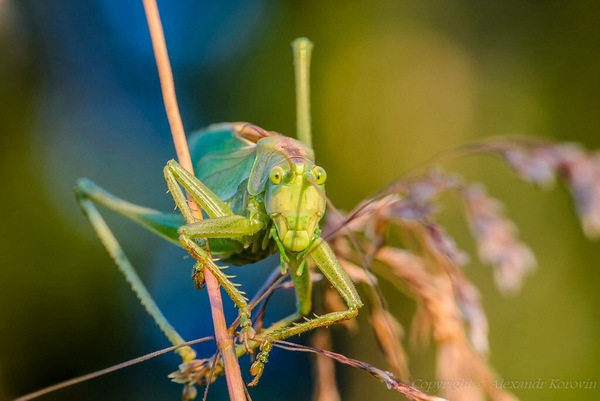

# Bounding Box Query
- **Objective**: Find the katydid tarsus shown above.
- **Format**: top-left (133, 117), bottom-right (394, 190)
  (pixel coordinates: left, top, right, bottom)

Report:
top-left (72, 37), bottom-right (363, 391)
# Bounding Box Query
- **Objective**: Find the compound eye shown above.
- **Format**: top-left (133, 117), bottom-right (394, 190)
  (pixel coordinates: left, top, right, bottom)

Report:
top-left (269, 166), bottom-right (285, 185)
top-left (312, 166), bottom-right (327, 185)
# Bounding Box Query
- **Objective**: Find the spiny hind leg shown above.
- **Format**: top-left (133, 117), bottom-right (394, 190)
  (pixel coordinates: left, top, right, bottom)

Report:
top-left (74, 182), bottom-right (195, 362)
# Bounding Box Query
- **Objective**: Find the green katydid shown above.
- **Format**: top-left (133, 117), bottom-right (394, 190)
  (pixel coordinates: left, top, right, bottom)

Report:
top-left (73, 38), bottom-right (363, 387)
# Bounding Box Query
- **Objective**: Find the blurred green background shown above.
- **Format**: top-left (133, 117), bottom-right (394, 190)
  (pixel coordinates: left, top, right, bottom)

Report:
top-left (1, 1), bottom-right (599, 400)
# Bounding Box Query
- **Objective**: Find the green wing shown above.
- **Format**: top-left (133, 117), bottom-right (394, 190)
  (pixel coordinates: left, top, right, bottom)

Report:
top-left (188, 123), bottom-right (258, 201)
top-left (189, 123), bottom-right (312, 199)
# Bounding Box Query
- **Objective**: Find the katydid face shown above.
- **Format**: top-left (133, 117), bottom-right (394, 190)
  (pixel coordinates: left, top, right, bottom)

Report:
top-left (265, 161), bottom-right (327, 252)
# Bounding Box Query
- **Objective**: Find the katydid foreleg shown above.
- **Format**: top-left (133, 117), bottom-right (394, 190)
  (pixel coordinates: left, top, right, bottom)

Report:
top-left (163, 159), bottom-right (265, 343)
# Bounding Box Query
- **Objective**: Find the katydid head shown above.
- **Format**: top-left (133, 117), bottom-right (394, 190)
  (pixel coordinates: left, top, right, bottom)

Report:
top-left (265, 161), bottom-right (327, 252)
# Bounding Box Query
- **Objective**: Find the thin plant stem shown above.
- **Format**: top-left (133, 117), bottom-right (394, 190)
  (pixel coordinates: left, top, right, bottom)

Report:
top-left (14, 337), bottom-right (215, 401)
top-left (141, 1), bottom-right (246, 400)
top-left (292, 38), bottom-right (313, 148)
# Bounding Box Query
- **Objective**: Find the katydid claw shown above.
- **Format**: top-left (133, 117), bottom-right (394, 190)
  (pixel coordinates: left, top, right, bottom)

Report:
top-left (248, 340), bottom-right (272, 386)
top-left (192, 263), bottom-right (205, 290)
top-left (248, 361), bottom-right (264, 386)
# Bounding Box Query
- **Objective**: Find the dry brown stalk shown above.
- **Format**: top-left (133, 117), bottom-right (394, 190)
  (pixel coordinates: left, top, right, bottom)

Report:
top-left (141, 1), bottom-right (245, 399)
top-left (311, 328), bottom-right (341, 401)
